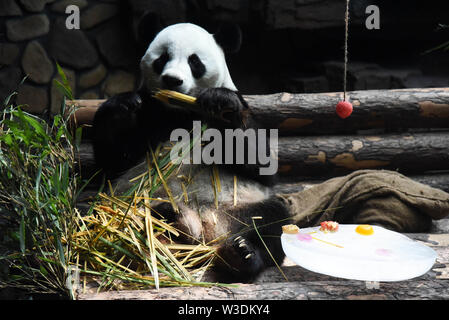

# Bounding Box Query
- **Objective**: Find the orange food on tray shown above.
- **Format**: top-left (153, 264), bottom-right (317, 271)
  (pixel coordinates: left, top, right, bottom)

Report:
top-left (319, 221), bottom-right (339, 232)
top-left (355, 224), bottom-right (374, 235)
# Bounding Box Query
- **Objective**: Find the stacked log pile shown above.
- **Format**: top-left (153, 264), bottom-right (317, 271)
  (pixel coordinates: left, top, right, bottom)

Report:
top-left (248, 87), bottom-right (449, 184)
top-left (70, 88), bottom-right (449, 301)
top-left (69, 87), bottom-right (449, 191)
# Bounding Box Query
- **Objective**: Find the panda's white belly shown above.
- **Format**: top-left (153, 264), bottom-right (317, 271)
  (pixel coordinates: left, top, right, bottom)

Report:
top-left (169, 164), bottom-right (270, 206)
top-left (114, 160), bottom-right (271, 208)
top-left (113, 160), bottom-right (271, 243)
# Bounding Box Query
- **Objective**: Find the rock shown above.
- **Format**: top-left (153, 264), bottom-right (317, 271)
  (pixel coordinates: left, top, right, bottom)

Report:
top-left (81, 4), bottom-right (118, 29)
top-left (389, 69), bottom-right (423, 88)
top-left (324, 61), bottom-right (424, 91)
top-left (403, 75), bottom-right (449, 89)
top-left (49, 18), bottom-right (98, 69)
top-left (352, 70), bottom-right (393, 90)
top-left (265, 0), bottom-right (364, 30)
top-left (431, 218), bottom-right (449, 234)
top-left (208, 0), bottom-right (241, 11)
top-left (129, 0), bottom-right (187, 26)
top-left (51, 68), bottom-right (76, 114)
top-left (283, 75), bottom-right (329, 93)
top-left (79, 64), bottom-right (107, 89)
top-left (0, 0), bottom-right (22, 17)
top-left (50, 0), bottom-right (88, 12)
top-left (19, 0), bottom-right (51, 12)
top-left (352, 68), bottom-right (422, 90)
top-left (17, 84), bottom-right (48, 114)
top-left (206, 0), bottom-right (249, 22)
top-left (103, 71), bottom-right (135, 97)
top-left (0, 43), bottom-right (20, 65)
top-left (0, 67), bottom-right (23, 104)
top-left (294, 0), bottom-right (345, 29)
top-left (6, 14), bottom-right (50, 41)
top-left (96, 21), bottom-right (137, 67)
top-left (323, 61), bottom-right (382, 91)
top-left (80, 90), bottom-right (100, 100)
top-left (265, 0), bottom-right (298, 30)
top-left (22, 41), bottom-right (54, 84)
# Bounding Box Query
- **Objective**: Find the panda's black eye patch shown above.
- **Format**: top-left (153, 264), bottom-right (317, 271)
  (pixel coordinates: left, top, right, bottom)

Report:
top-left (188, 54), bottom-right (206, 79)
top-left (153, 52), bottom-right (169, 75)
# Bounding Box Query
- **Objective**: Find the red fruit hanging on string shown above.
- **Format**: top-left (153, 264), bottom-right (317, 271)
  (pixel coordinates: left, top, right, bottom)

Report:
top-left (336, 0), bottom-right (353, 120)
top-left (336, 100), bottom-right (353, 119)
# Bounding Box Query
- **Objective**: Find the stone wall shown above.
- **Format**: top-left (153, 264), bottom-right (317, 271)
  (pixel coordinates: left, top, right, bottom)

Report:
top-left (0, 0), bottom-right (138, 115)
top-left (1, 0), bottom-right (448, 115)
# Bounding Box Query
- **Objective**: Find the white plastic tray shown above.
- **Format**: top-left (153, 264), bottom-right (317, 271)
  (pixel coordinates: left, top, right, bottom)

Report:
top-left (281, 224), bottom-right (437, 282)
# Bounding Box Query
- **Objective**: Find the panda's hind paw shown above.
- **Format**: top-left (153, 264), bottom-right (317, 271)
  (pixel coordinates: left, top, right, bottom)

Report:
top-left (213, 235), bottom-right (265, 282)
top-left (233, 236), bottom-right (254, 259)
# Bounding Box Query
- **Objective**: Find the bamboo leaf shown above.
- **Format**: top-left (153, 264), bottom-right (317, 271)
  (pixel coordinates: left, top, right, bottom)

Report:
top-left (98, 237), bottom-right (140, 261)
top-left (22, 113), bottom-right (47, 139)
top-left (54, 62), bottom-right (73, 100)
top-left (19, 213), bottom-right (25, 254)
top-left (53, 80), bottom-right (73, 102)
top-left (35, 160), bottom-right (43, 204)
top-left (144, 191), bottom-right (159, 289)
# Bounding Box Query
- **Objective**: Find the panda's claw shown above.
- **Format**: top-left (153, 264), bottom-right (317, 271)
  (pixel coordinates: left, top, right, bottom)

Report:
top-left (231, 235), bottom-right (254, 257)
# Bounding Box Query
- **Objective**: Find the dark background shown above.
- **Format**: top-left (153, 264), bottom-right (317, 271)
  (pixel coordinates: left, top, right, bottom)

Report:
top-left (1, 0), bottom-right (448, 115)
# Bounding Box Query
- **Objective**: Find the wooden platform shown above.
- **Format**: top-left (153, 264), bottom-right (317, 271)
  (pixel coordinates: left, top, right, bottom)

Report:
top-left (71, 89), bottom-right (449, 300)
top-left (76, 232), bottom-right (449, 300)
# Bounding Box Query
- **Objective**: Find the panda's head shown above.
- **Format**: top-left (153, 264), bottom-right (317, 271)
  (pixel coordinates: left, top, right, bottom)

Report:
top-left (140, 23), bottom-right (241, 96)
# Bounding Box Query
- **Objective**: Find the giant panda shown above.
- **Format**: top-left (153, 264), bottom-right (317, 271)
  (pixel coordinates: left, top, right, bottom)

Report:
top-left (92, 23), bottom-right (291, 282)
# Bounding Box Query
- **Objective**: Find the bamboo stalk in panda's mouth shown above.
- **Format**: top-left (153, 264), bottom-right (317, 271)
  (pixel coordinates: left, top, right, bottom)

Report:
top-left (153, 89), bottom-right (199, 112)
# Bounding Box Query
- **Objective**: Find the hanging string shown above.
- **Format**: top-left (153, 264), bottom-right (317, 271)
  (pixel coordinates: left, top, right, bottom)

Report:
top-left (343, 0), bottom-right (350, 101)
top-left (335, 0), bottom-right (353, 119)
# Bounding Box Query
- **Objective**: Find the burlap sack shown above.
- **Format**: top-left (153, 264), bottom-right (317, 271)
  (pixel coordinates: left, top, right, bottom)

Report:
top-left (277, 170), bottom-right (449, 233)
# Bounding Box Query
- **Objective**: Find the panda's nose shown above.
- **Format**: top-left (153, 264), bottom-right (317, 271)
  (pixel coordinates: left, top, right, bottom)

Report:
top-left (162, 75), bottom-right (183, 88)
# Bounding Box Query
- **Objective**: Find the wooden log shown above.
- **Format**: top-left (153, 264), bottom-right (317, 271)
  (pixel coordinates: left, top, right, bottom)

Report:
top-left (65, 100), bottom-right (103, 139)
top-left (246, 87), bottom-right (449, 134)
top-left (273, 172), bottom-right (449, 194)
top-left (77, 277), bottom-right (449, 300)
top-left (66, 87), bottom-right (449, 135)
top-left (76, 233), bottom-right (449, 300)
top-left (75, 135), bottom-right (449, 188)
top-left (77, 138), bottom-right (449, 193)
top-left (277, 131), bottom-right (449, 178)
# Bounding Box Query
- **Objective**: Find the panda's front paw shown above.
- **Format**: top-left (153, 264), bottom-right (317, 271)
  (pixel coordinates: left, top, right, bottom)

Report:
top-left (196, 88), bottom-right (249, 127)
top-left (107, 91), bottom-right (142, 112)
top-left (96, 92), bottom-right (143, 129)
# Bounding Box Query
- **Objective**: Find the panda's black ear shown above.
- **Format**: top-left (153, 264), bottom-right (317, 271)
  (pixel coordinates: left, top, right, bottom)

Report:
top-left (213, 23), bottom-right (242, 54)
top-left (136, 12), bottom-right (164, 48)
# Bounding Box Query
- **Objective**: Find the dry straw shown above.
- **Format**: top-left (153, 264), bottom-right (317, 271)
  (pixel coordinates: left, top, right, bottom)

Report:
top-left (0, 86), bottom-right (288, 297)
top-left (70, 132), bottom-right (226, 292)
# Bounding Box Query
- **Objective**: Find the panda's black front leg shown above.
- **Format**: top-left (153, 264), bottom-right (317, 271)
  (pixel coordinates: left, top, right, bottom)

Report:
top-left (196, 88), bottom-right (249, 128)
top-left (93, 92), bottom-right (146, 177)
top-left (213, 197), bottom-right (291, 283)
top-left (197, 87), bottom-right (276, 185)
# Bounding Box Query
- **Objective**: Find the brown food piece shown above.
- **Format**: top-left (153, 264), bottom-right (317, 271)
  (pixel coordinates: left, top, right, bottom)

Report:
top-left (282, 224), bottom-right (300, 234)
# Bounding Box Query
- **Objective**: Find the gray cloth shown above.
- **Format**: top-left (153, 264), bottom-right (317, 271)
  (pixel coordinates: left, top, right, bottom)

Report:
top-left (277, 170), bottom-right (449, 233)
